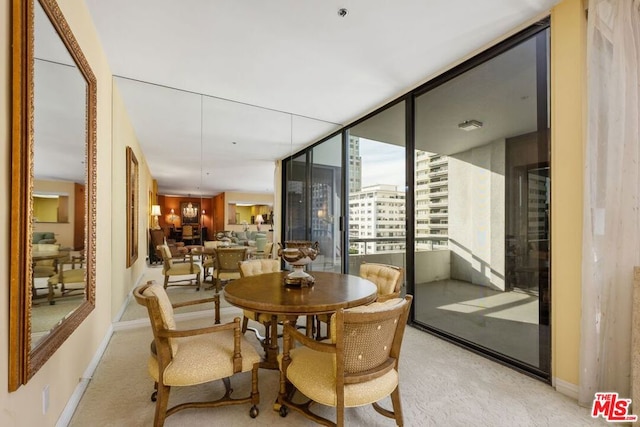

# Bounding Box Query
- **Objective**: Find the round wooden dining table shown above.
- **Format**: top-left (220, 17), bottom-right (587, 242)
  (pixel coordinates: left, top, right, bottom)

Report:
top-left (224, 271), bottom-right (377, 369)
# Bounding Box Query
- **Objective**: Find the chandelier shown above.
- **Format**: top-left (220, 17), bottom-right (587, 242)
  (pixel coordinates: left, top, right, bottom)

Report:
top-left (183, 202), bottom-right (198, 218)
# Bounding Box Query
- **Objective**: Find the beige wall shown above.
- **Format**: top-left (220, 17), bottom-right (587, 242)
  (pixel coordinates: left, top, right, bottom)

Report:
top-left (33, 179), bottom-right (77, 248)
top-left (1, 0), bottom-right (152, 424)
top-left (111, 83), bottom-right (154, 320)
top-left (550, 0), bottom-right (586, 391)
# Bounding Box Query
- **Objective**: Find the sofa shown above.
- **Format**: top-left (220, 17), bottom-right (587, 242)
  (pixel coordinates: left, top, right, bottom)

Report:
top-left (33, 231), bottom-right (57, 244)
top-left (215, 230), bottom-right (267, 246)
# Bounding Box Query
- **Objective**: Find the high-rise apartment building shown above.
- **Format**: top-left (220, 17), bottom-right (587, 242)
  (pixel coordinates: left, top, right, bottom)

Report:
top-left (348, 135), bottom-right (362, 193)
top-left (348, 184), bottom-right (405, 254)
top-left (415, 151), bottom-right (449, 250)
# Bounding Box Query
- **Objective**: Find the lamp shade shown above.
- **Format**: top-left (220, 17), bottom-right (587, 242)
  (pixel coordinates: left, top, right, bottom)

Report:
top-left (151, 205), bottom-right (161, 216)
top-left (255, 214), bottom-right (264, 223)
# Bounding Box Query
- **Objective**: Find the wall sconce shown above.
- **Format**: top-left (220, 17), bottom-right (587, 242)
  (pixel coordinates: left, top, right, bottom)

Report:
top-left (151, 205), bottom-right (161, 230)
top-left (255, 214), bottom-right (264, 232)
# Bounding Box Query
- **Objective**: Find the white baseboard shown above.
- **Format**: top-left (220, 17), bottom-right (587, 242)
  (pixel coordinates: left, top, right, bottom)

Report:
top-left (56, 324), bottom-right (115, 427)
top-left (112, 270), bottom-right (147, 323)
top-left (553, 377), bottom-right (579, 400)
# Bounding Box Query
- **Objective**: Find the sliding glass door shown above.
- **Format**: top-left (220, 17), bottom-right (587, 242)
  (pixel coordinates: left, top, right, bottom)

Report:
top-left (282, 21), bottom-right (551, 380)
top-left (412, 28), bottom-right (550, 376)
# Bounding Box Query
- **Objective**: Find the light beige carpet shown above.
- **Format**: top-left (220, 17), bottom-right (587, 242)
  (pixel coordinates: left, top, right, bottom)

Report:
top-left (67, 309), bottom-right (606, 427)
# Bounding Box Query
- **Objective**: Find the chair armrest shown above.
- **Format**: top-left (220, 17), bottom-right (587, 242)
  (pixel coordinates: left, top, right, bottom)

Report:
top-left (172, 295), bottom-right (218, 309)
top-left (283, 323), bottom-right (336, 353)
top-left (158, 316), bottom-right (240, 339)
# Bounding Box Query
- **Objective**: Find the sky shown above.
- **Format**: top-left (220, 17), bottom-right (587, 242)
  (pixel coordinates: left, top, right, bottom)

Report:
top-left (358, 137), bottom-right (406, 190)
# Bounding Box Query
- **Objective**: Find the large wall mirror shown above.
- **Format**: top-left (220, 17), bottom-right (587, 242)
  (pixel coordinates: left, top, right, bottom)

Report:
top-left (9, 0), bottom-right (97, 390)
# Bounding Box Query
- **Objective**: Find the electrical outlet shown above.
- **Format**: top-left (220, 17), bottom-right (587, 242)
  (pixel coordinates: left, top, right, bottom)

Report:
top-left (42, 385), bottom-right (49, 414)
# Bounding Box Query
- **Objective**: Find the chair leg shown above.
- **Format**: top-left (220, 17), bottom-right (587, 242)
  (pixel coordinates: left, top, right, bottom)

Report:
top-left (196, 272), bottom-right (201, 291)
top-left (241, 316), bottom-right (249, 333)
top-left (337, 401), bottom-right (345, 427)
top-left (250, 363), bottom-right (260, 415)
top-left (163, 275), bottom-right (169, 289)
top-left (153, 383), bottom-right (171, 427)
top-left (390, 385), bottom-right (404, 426)
top-left (214, 295), bottom-right (220, 324)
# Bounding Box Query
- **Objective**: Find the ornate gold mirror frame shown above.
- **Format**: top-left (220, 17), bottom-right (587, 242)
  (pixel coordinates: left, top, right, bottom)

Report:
top-left (9, 0), bottom-right (97, 390)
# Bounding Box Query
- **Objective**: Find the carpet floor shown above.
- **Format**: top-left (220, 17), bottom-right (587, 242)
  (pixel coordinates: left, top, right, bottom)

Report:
top-left (67, 308), bottom-right (606, 426)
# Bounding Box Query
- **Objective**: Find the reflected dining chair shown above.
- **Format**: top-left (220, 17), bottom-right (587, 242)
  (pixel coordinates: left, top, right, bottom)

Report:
top-left (158, 244), bottom-right (202, 290)
top-left (278, 295), bottom-right (413, 426)
top-left (46, 251), bottom-right (85, 305)
top-left (134, 281), bottom-right (258, 426)
top-left (202, 240), bottom-right (223, 283)
top-left (315, 262), bottom-right (404, 339)
top-left (181, 224), bottom-right (199, 245)
top-left (213, 247), bottom-right (248, 292)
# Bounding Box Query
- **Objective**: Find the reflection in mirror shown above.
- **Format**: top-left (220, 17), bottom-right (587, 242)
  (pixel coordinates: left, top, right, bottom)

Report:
top-left (112, 77), bottom-right (340, 322)
top-left (227, 203), bottom-right (273, 226)
top-left (30, 0), bottom-right (88, 349)
top-left (33, 192), bottom-right (69, 223)
top-left (9, 0), bottom-right (96, 390)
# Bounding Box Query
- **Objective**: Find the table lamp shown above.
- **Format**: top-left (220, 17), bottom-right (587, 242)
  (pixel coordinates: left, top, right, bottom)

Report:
top-left (151, 205), bottom-right (161, 229)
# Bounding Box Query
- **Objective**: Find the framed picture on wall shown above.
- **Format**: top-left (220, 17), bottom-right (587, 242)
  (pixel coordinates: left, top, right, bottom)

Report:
top-left (126, 147), bottom-right (139, 267)
top-left (181, 201), bottom-right (200, 224)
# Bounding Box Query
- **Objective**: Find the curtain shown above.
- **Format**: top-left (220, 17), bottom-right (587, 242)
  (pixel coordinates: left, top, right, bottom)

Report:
top-left (580, 0), bottom-right (640, 406)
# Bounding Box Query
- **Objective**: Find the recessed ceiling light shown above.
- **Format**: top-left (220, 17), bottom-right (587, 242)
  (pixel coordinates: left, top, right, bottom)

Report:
top-left (232, 141), bottom-right (237, 144)
top-left (458, 119), bottom-right (483, 131)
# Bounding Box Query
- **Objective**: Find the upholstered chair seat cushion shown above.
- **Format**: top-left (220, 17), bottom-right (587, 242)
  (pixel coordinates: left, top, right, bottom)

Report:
top-left (218, 271), bottom-right (240, 281)
top-left (148, 330), bottom-right (260, 386)
top-left (164, 260), bottom-right (202, 276)
top-left (278, 346), bottom-right (398, 408)
top-left (243, 310), bottom-right (276, 323)
top-left (34, 265), bottom-right (57, 278)
top-left (47, 268), bottom-right (85, 285)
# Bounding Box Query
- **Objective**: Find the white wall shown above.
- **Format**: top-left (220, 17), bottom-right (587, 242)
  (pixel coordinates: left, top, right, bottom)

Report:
top-left (448, 139), bottom-right (506, 290)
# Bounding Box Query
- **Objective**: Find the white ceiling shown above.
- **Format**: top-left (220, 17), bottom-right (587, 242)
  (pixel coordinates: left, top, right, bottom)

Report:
top-left (73, 0), bottom-right (557, 196)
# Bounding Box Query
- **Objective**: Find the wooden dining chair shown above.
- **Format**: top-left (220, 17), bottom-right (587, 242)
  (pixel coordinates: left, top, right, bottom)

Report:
top-left (202, 240), bottom-right (223, 283)
top-left (134, 281), bottom-right (258, 426)
top-left (214, 247), bottom-right (248, 292)
top-left (316, 262), bottom-right (404, 339)
top-left (238, 259), bottom-right (283, 349)
top-left (158, 244), bottom-right (202, 290)
top-left (278, 295), bottom-right (413, 427)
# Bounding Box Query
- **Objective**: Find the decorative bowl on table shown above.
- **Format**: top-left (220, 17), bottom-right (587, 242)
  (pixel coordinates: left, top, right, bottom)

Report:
top-left (278, 240), bottom-right (319, 287)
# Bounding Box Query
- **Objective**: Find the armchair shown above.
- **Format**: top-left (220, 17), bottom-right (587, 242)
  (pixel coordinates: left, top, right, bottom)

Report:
top-left (316, 262), bottom-right (404, 339)
top-left (213, 247), bottom-right (248, 292)
top-left (238, 259), bottom-right (283, 349)
top-left (202, 240), bottom-right (224, 283)
top-left (158, 244), bottom-right (202, 290)
top-left (278, 296), bottom-right (412, 426)
top-left (133, 281), bottom-right (259, 426)
top-left (47, 253), bottom-right (85, 305)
